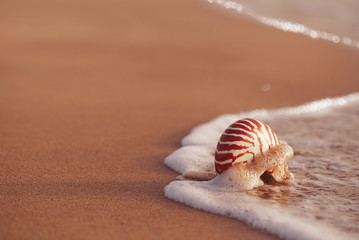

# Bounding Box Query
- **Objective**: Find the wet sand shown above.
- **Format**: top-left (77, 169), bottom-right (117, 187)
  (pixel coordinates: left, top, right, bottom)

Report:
top-left (1, 0), bottom-right (359, 239)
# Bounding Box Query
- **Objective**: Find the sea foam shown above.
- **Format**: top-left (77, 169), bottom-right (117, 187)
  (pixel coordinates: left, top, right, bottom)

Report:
top-left (164, 93), bottom-right (359, 240)
top-left (207, 0), bottom-right (359, 49)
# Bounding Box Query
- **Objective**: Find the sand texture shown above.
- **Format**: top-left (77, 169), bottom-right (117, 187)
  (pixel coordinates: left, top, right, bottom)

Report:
top-left (1, 0), bottom-right (359, 239)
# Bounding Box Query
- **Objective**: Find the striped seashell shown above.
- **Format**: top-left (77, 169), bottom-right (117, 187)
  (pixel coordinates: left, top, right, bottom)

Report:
top-left (215, 118), bottom-right (279, 174)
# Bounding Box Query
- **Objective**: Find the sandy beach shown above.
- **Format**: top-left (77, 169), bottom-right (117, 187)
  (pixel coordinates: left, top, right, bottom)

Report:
top-left (1, 0), bottom-right (359, 239)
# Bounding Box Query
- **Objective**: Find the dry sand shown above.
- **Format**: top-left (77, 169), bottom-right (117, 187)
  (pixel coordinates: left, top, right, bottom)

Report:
top-left (1, 0), bottom-right (359, 239)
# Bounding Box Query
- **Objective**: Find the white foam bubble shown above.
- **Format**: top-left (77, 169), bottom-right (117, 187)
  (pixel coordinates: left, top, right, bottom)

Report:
top-left (164, 180), bottom-right (347, 240)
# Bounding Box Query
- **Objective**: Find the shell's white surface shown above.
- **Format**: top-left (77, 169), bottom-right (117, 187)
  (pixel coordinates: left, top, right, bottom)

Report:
top-left (164, 93), bottom-right (359, 240)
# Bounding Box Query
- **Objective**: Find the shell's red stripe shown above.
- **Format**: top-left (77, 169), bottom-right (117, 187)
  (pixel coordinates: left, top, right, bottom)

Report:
top-left (215, 159), bottom-right (250, 174)
top-left (235, 120), bottom-right (254, 130)
top-left (245, 119), bottom-right (265, 153)
top-left (215, 152), bottom-right (234, 162)
top-left (216, 143), bottom-right (250, 152)
top-left (263, 122), bottom-right (274, 146)
top-left (220, 134), bottom-right (255, 146)
top-left (233, 151), bottom-right (255, 161)
top-left (233, 160), bottom-right (247, 166)
top-left (229, 123), bottom-right (251, 132)
top-left (215, 151), bottom-right (254, 174)
top-left (250, 118), bottom-right (279, 147)
top-left (244, 125), bottom-right (262, 153)
top-left (246, 118), bottom-right (262, 130)
top-left (224, 129), bottom-right (254, 139)
top-left (215, 162), bottom-right (232, 174)
top-left (256, 133), bottom-right (263, 153)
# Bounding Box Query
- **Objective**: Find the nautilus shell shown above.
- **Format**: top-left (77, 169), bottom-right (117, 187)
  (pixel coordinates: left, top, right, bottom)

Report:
top-left (215, 118), bottom-right (291, 181)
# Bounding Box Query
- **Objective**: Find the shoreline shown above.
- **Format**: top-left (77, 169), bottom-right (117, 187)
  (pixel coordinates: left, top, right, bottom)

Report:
top-left (1, 0), bottom-right (359, 239)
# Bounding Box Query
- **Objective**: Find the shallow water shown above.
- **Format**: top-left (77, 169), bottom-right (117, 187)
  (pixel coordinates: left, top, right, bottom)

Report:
top-left (164, 93), bottom-right (359, 240)
top-left (207, 0), bottom-right (359, 48)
